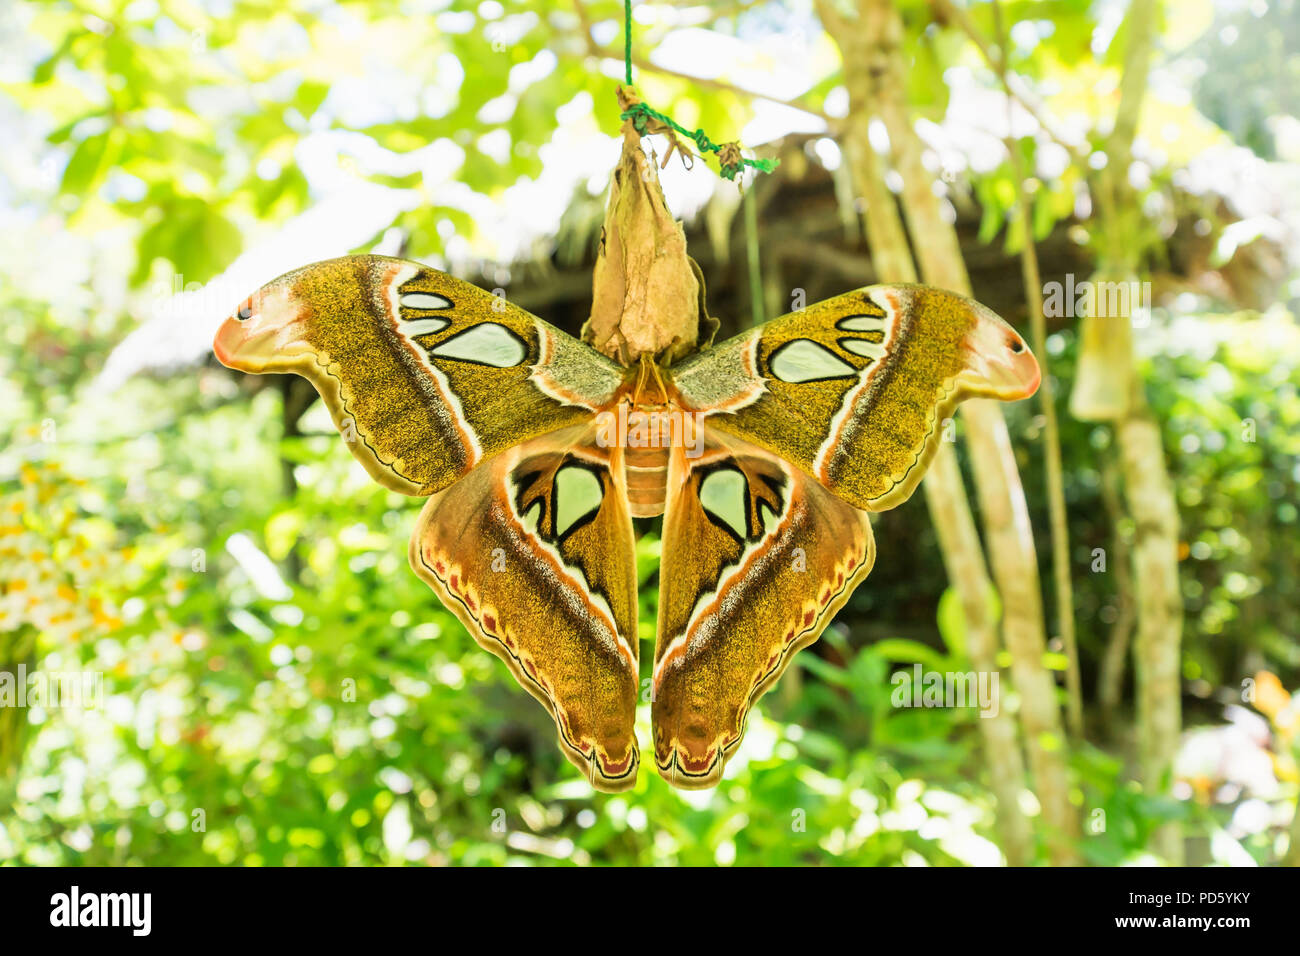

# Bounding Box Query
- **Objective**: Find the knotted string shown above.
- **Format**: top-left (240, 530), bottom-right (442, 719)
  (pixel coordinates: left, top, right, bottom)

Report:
top-left (619, 0), bottom-right (778, 182)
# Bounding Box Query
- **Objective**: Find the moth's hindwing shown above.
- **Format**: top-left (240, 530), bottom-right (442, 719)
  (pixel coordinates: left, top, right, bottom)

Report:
top-left (409, 426), bottom-right (641, 791)
top-left (652, 433), bottom-right (875, 788)
top-left (670, 284), bottom-right (1040, 512)
top-left (213, 255), bottom-right (626, 496)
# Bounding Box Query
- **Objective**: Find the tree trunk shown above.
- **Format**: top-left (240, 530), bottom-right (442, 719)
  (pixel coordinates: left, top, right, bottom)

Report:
top-left (987, 0), bottom-right (1084, 739)
top-left (1119, 404), bottom-right (1183, 861)
top-left (1085, 0), bottom-right (1184, 862)
top-left (1097, 458), bottom-right (1136, 731)
top-left (820, 0), bottom-right (1040, 865)
top-left (925, 449), bottom-right (1035, 866)
top-left (839, 0), bottom-right (1079, 862)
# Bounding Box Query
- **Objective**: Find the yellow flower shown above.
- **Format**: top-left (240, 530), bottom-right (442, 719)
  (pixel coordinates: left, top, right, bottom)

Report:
top-left (1255, 671), bottom-right (1291, 719)
top-left (1254, 671), bottom-right (1298, 742)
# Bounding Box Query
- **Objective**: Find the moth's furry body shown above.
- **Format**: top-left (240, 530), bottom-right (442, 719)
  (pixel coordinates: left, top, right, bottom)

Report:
top-left (214, 255), bottom-right (1039, 791)
top-left (621, 426), bottom-right (672, 518)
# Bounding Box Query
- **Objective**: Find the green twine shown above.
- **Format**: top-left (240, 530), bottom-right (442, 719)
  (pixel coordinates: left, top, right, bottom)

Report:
top-left (624, 0), bottom-right (633, 85)
top-left (619, 101), bottom-right (780, 181)
top-left (620, 0), bottom-right (778, 183)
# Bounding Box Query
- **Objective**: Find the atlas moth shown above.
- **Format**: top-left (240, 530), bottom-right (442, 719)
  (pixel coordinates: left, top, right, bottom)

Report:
top-left (214, 255), bottom-right (1038, 791)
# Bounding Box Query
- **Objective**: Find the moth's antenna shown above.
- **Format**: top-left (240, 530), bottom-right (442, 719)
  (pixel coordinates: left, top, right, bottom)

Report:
top-left (631, 354), bottom-right (649, 405)
top-left (647, 357), bottom-right (669, 401)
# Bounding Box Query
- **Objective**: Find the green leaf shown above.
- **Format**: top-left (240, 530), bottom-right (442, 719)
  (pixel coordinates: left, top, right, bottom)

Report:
top-left (32, 34), bottom-right (75, 84)
top-left (936, 587), bottom-right (967, 658)
top-left (935, 584), bottom-right (1000, 658)
top-left (295, 80), bottom-right (331, 118)
top-left (60, 132), bottom-right (111, 196)
top-left (870, 638), bottom-right (953, 672)
top-left (131, 198), bottom-right (242, 286)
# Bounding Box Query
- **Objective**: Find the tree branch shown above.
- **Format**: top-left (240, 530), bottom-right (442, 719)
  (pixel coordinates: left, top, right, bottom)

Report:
top-left (991, 0), bottom-right (1084, 740)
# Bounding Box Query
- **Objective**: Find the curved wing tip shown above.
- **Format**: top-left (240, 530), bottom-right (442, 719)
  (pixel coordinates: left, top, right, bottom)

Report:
top-left (579, 746), bottom-right (640, 793)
